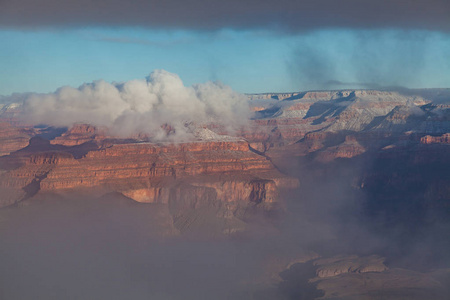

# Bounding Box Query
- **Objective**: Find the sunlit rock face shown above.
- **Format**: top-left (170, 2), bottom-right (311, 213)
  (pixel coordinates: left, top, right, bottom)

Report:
top-left (0, 88), bottom-right (450, 299)
top-left (50, 124), bottom-right (103, 146)
top-left (0, 117), bottom-right (295, 236)
top-left (0, 88), bottom-right (449, 234)
top-left (0, 137), bottom-right (288, 202)
top-left (246, 89), bottom-right (450, 168)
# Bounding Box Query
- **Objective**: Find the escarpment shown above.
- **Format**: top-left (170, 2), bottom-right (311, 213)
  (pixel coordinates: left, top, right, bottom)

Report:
top-left (0, 122), bottom-right (32, 156)
top-left (1, 88), bottom-right (449, 236)
top-left (0, 135), bottom-right (294, 213)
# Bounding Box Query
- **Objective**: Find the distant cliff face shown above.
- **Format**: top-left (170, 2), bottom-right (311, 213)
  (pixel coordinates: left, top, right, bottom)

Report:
top-left (0, 88), bottom-right (449, 234)
top-left (246, 89), bottom-right (449, 162)
top-left (421, 133), bottom-right (450, 144)
top-left (0, 128), bottom-right (296, 236)
top-left (1, 89), bottom-right (449, 300)
top-left (0, 122), bottom-right (31, 156)
top-left (0, 137), bottom-right (287, 192)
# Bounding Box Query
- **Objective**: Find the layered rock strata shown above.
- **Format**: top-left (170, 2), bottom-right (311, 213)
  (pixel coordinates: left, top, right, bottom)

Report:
top-left (0, 138), bottom-right (295, 212)
top-left (0, 122), bottom-right (31, 156)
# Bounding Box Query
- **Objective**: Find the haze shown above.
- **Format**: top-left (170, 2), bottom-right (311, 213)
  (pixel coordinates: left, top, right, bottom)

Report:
top-left (1, 0), bottom-right (450, 300)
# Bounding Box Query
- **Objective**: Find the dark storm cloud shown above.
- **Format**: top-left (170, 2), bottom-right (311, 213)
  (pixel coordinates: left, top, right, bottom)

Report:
top-left (0, 0), bottom-right (449, 31)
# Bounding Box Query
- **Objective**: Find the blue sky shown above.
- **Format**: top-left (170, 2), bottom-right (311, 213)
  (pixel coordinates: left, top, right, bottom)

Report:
top-left (1, 27), bottom-right (450, 95)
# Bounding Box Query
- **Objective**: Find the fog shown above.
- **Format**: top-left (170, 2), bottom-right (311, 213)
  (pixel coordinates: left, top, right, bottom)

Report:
top-left (1, 0), bottom-right (449, 297)
top-left (1, 148), bottom-right (449, 299)
top-left (0, 193), bottom-right (314, 300)
top-left (1, 78), bottom-right (450, 298)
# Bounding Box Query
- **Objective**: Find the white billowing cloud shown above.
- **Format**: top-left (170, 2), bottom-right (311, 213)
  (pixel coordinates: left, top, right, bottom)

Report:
top-left (23, 70), bottom-right (251, 139)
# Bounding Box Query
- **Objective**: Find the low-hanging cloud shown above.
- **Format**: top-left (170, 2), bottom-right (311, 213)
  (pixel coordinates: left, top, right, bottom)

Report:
top-left (0, 0), bottom-right (449, 32)
top-left (22, 69), bottom-right (251, 139)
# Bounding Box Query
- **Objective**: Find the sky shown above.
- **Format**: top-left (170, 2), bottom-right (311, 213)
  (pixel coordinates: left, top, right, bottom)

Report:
top-left (1, 0), bottom-right (450, 95)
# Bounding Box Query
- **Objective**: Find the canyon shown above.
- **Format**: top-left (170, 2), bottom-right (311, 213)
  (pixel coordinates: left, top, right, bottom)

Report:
top-left (0, 88), bottom-right (449, 299)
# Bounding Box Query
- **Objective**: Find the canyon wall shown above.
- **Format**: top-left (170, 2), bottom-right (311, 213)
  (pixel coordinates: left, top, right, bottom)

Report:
top-left (1, 88), bottom-right (449, 235)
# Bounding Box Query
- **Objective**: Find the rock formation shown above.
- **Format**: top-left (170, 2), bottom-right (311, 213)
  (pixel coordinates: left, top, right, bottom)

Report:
top-left (421, 133), bottom-right (450, 144)
top-left (1, 88), bottom-right (449, 236)
top-left (0, 123), bottom-right (297, 235)
top-left (314, 255), bottom-right (388, 278)
top-left (0, 122), bottom-right (31, 156)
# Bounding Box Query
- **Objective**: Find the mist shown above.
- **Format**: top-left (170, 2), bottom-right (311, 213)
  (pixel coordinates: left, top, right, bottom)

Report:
top-left (0, 192), bottom-right (321, 300)
top-left (1, 0), bottom-right (450, 298)
top-left (2, 147), bottom-right (449, 299)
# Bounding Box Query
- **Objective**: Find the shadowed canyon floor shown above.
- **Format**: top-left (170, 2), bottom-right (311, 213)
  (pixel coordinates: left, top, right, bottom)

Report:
top-left (0, 88), bottom-right (449, 299)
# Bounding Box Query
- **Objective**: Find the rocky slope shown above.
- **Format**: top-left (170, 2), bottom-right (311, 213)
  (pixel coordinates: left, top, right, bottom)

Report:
top-left (1, 88), bottom-right (450, 299)
top-left (0, 124), bottom-right (297, 234)
top-left (246, 89), bottom-right (449, 164)
top-left (0, 88), bottom-right (449, 234)
top-left (0, 122), bottom-right (32, 156)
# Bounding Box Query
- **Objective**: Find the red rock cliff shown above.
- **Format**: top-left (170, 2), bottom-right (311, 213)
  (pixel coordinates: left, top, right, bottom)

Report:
top-left (0, 139), bottom-right (295, 210)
